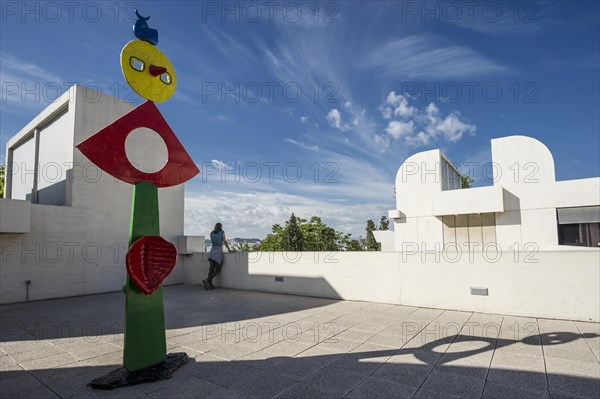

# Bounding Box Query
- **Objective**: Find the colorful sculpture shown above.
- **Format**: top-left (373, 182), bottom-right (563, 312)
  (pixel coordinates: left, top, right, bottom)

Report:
top-left (81, 11), bottom-right (198, 388)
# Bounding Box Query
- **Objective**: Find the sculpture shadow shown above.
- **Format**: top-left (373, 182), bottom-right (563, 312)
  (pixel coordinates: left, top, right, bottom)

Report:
top-left (1, 329), bottom-right (598, 398)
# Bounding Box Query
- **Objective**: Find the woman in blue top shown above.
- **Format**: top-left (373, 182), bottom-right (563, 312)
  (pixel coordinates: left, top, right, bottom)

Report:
top-left (204, 223), bottom-right (234, 290)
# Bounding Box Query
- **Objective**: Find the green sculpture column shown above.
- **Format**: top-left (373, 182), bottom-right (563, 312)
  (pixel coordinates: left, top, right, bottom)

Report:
top-left (123, 181), bottom-right (166, 371)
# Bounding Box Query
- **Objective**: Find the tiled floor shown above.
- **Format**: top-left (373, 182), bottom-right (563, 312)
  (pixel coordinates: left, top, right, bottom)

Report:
top-left (1, 285), bottom-right (598, 398)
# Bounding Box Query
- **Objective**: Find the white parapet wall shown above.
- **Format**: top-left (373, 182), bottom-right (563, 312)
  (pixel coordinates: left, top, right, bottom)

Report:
top-left (182, 250), bottom-right (600, 322)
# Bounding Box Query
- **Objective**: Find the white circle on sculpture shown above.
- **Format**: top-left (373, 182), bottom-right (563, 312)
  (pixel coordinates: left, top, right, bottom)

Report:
top-left (125, 127), bottom-right (168, 173)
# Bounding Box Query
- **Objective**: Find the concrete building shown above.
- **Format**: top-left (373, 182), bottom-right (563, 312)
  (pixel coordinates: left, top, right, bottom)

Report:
top-left (0, 85), bottom-right (203, 304)
top-left (380, 135), bottom-right (600, 252)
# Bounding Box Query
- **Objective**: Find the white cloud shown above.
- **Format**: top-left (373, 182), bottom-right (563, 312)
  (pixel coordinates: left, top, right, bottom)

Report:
top-left (383, 91), bottom-right (415, 119)
top-left (211, 159), bottom-right (231, 170)
top-left (426, 103), bottom-right (439, 116)
top-left (405, 131), bottom-right (430, 147)
top-left (285, 138), bottom-right (320, 152)
top-left (300, 116), bottom-right (309, 123)
top-left (208, 114), bottom-right (234, 124)
top-left (431, 113), bottom-right (476, 142)
top-left (362, 35), bottom-right (509, 79)
top-left (373, 134), bottom-right (390, 150)
top-left (379, 92), bottom-right (476, 147)
top-left (385, 120), bottom-right (415, 138)
top-left (326, 108), bottom-right (342, 129)
top-left (0, 52), bottom-right (63, 110)
top-left (185, 190), bottom-right (388, 239)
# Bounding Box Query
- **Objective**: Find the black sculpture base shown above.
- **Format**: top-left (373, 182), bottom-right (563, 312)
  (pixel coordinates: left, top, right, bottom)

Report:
top-left (88, 352), bottom-right (189, 389)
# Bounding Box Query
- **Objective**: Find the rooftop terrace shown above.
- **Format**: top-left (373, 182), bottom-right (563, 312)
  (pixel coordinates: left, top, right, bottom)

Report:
top-left (1, 285), bottom-right (599, 398)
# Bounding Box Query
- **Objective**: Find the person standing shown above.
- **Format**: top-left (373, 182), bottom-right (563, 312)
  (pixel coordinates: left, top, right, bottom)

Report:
top-left (204, 223), bottom-right (234, 290)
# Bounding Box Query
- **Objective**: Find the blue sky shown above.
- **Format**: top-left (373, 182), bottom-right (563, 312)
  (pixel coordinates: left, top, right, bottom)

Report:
top-left (1, 1), bottom-right (599, 238)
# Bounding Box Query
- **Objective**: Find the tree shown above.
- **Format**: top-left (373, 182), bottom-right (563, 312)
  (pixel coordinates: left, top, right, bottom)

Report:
top-left (301, 216), bottom-right (339, 251)
top-left (0, 164), bottom-right (5, 198)
top-left (379, 216), bottom-right (390, 231)
top-left (461, 175), bottom-right (474, 188)
top-left (255, 214), bottom-right (360, 252)
top-left (344, 237), bottom-right (364, 251)
top-left (365, 219), bottom-right (379, 251)
top-left (256, 224), bottom-right (284, 251)
top-left (281, 213), bottom-right (304, 251)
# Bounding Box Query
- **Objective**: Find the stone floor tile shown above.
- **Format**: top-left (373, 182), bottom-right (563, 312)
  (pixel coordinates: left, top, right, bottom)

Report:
top-left (303, 365), bottom-right (366, 395)
top-left (227, 367), bottom-right (296, 399)
top-left (487, 367), bottom-right (548, 392)
top-left (143, 371), bottom-right (224, 398)
top-left (543, 345), bottom-right (599, 363)
top-left (328, 328), bottom-right (375, 343)
top-left (19, 352), bottom-right (80, 371)
top-left (263, 340), bottom-right (315, 357)
top-left (48, 369), bottom-right (147, 398)
top-left (68, 343), bottom-right (121, 361)
top-left (547, 372), bottom-right (600, 399)
top-left (266, 355), bottom-right (331, 381)
top-left (0, 371), bottom-right (50, 397)
top-left (544, 357), bottom-right (600, 378)
top-left (371, 362), bottom-right (433, 388)
top-left (420, 369), bottom-right (486, 399)
top-left (327, 350), bottom-right (387, 376)
top-left (273, 382), bottom-right (341, 399)
top-left (26, 359), bottom-right (93, 385)
top-left (346, 376), bottom-right (417, 399)
top-left (412, 387), bottom-right (461, 399)
top-left (482, 380), bottom-right (550, 399)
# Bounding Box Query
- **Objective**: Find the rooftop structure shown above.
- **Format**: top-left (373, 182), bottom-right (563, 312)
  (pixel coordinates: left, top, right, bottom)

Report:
top-left (382, 135), bottom-right (600, 252)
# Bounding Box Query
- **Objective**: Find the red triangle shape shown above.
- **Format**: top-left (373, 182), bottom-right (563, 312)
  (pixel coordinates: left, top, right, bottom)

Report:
top-left (77, 101), bottom-right (199, 188)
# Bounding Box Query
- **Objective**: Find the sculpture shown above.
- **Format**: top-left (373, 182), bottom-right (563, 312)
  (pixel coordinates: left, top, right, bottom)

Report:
top-left (78, 10), bottom-right (199, 388)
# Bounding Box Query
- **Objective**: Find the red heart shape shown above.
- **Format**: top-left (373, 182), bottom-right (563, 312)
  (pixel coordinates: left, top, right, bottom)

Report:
top-left (126, 236), bottom-right (177, 295)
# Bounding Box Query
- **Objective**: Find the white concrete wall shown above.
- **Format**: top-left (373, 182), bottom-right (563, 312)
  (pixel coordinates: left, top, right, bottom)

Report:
top-left (372, 231), bottom-right (394, 251)
top-left (0, 199), bottom-right (31, 233)
top-left (398, 250), bottom-right (600, 322)
top-left (183, 252), bottom-right (402, 304)
top-left (181, 250), bottom-right (600, 322)
top-left (1, 86), bottom-right (187, 304)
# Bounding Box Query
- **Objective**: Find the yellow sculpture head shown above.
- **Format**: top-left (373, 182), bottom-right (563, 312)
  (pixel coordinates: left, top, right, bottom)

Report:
top-left (121, 40), bottom-right (176, 102)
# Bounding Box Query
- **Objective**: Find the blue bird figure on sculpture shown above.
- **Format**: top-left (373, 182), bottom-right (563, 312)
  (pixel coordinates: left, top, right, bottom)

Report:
top-left (133, 10), bottom-right (158, 45)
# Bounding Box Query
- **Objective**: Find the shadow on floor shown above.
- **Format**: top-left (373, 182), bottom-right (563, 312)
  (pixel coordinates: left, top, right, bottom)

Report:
top-left (0, 283), bottom-right (343, 343)
top-left (1, 286), bottom-right (599, 398)
top-left (1, 331), bottom-right (599, 398)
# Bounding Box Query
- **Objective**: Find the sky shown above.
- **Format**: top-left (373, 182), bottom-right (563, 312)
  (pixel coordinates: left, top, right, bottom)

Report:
top-left (1, 1), bottom-right (599, 239)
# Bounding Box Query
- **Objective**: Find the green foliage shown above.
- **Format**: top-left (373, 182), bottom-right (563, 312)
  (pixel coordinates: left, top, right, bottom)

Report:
top-left (461, 175), bottom-right (474, 188)
top-left (379, 216), bottom-right (390, 231)
top-left (281, 213), bottom-right (304, 251)
top-left (0, 164), bottom-right (5, 198)
top-left (255, 224), bottom-right (284, 251)
top-left (365, 219), bottom-right (379, 251)
top-left (344, 237), bottom-right (365, 251)
top-left (301, 216), bottom-right (339, 251)
top-left (255, 214), bottom-right (363, 251)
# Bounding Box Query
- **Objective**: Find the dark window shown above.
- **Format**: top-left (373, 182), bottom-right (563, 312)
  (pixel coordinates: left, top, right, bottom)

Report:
top-left (558, 223), bottom-right (600, 247)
